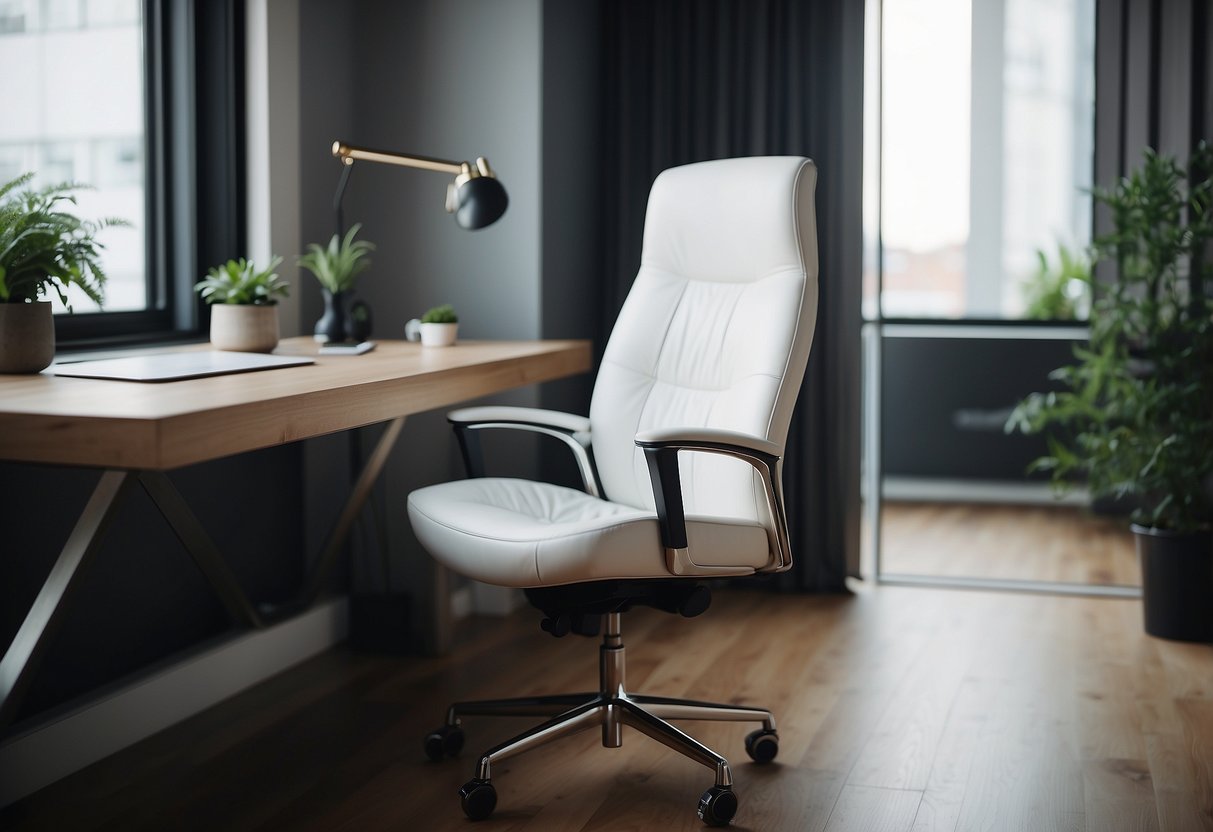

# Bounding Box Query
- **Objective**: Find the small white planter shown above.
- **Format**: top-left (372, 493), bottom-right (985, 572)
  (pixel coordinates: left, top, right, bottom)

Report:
top-left (209, 304), bottom-right (280, 353)
top-left (420, 322), bottom-right (458, 347)
top-left (0, 301), bottom-right (55, 373)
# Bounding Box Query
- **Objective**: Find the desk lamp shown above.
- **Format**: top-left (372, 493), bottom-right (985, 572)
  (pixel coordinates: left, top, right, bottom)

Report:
top-left (319, 141), bottom-right (508, 347)
top-left (330, 141), bottom-right (509, 232)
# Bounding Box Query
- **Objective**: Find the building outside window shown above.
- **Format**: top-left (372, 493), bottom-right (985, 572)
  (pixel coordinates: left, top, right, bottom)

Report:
top-left (0, 0), bottom-right (145, 313)
top-left (868, 0), bottom-right (1096, 321)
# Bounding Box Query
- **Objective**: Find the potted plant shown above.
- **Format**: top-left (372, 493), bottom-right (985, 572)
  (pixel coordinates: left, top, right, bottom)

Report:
top-left (1022, 243), bottom-right (1091, 321)
top-left (0, 174), bottom-right (124, 373)
top-left (1008, 142), bottom-right (1213, 641)
top-left (417, 303), bottom-right (458, 347)
top-left (195, 256), bottom-right (289, 353)
top-left (298, 223), bottom-right (375, 343)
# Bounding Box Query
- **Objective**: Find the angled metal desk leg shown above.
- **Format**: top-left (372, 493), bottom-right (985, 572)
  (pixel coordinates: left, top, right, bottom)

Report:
top-left (0, 471), bottom-right (136, 727)
top-left (1, 417), bottom-right (406, 725)
top-left (137, 472), bottom-right (264, 629)
top-left (298, 416), bottom-right (407, 609)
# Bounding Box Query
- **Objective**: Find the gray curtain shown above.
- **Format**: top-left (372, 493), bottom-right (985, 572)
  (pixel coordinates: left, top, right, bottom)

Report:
top-left (1094, 0), bottom-right (1211, 249)
top-left (599, 0), bottom-right (865, 590)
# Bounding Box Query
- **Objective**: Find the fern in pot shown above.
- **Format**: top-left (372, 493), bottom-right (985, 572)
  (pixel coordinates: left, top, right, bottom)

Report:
top-left (298, 223), bottom-right (374, 343)
top-left (0, 174), bottom-right (125, 373)
top-left (195, 256), bottom-right (289, 353)
top-left (1008, 143), bottom-right (1213, 641)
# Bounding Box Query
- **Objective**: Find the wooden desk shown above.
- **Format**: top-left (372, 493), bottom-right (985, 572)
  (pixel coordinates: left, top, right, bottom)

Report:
top-left (0, 337), bottom-right (591, 725)
top-left (0, 338), bottom-right (590, 469)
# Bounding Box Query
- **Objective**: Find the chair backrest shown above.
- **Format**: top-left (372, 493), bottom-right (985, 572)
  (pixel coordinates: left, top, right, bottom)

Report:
top-left (589, 156), bottom-right (819, 522)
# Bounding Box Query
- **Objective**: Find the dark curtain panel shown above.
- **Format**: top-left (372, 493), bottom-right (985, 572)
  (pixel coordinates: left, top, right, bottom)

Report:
top-left (600, 0), bottom-right (865, 590)
top-left (1094, 0), bottom-right (1211, 282)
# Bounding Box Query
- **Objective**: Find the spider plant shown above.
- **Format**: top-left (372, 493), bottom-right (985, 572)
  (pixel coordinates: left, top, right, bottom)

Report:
top-left (297, 223), bottom-right (375, 294)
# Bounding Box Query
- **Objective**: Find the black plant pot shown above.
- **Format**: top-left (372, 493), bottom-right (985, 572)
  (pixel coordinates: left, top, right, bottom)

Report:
top-left (314, 288), bottom-right (347, 343)
top-left (1133, 524), bottom-right (1213, 642)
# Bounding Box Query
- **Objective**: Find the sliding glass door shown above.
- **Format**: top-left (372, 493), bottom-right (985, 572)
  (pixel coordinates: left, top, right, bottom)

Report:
top-left (862, 0), bottom-right (1139, 596)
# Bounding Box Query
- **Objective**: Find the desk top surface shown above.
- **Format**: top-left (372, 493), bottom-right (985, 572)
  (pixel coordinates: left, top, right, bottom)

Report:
top-left (0, 337), bottom-right (591, 470)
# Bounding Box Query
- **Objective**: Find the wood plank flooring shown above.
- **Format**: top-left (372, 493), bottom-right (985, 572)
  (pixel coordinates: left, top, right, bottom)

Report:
top-left (3, 584), bottom-right (1210, 831)
top-left (880, 503), bottom-right (1141, 586)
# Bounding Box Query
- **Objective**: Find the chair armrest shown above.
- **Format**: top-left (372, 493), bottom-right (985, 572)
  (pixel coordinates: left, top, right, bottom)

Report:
top-left (634, 427), bottom-right (781, 458)
top-left (635, 429), bottom-right (792, 577)
top-left (449, 406), bottom-right (591, 434)
top-left (448, 406), bottom-right (601, 497)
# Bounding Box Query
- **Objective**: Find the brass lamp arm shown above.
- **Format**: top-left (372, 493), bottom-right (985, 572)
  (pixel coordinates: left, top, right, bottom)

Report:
top-left (332, 141), bottom-right (464, 175)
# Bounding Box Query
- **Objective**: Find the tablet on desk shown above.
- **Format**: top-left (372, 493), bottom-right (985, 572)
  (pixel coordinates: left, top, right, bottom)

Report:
top-left (49, 351), bottom-right (315, 382)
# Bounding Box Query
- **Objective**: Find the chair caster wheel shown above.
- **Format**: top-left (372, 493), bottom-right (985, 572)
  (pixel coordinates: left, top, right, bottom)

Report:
top-left (460, 778), bottom-right (497, 821)
top-left (698, 785), bottom-right (738, 827)
top-left (745, 728), bottom-right (779, 763)
top-left (423, 724), bottom-right (464, 761)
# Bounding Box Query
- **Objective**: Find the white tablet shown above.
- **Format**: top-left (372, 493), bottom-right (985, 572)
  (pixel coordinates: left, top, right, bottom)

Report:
top-left (50, 351), bottom-right (314, 382)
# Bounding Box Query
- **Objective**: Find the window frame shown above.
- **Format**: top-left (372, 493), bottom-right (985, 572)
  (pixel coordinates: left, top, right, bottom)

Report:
top-left (54, 0), bottom-right (246, 351)
top-left (867, 0), bottom-right (1098, 328)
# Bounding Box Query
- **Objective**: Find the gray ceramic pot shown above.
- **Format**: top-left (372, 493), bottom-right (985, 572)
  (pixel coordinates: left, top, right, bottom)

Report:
top-left (0, 301), bottom-right (55, 373)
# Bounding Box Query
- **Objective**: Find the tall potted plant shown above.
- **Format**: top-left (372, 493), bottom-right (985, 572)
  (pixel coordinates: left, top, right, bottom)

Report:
top-left (0, 174), bottom-right (124, 373)
top-left (195, 256), bottom-right (290, 353)
top-left (298, 223), bottom-right (375, 343)
top-left (1008, 143), bottom-right (1213, 641)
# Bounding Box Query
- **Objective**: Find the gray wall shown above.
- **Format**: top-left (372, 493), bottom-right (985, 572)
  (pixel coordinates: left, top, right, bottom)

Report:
top-left (297, 0), bottom-right (602, 649)
top-left (298, 0), bottom-right (359, 579)
top-left (539, 0), bottom-right (603, 484)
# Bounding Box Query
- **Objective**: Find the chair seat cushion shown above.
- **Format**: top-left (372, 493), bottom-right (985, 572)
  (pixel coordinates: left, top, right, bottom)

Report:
top-left (407, 478), bottom-right (768, 587)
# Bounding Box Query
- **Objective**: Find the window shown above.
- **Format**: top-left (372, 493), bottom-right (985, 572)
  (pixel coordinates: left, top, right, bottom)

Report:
top-left (0, 0), bottom-right (245, 346)
top-left (0, 0), bottom-right (27, 33)
top-left (866, 0), bottom-right (1096, 321)
top-left (1, 2), bottom-right (145, 314)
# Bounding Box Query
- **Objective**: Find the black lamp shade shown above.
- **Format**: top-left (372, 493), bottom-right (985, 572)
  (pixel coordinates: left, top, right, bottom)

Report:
top-left (454, 176), bottom-right (509, 230)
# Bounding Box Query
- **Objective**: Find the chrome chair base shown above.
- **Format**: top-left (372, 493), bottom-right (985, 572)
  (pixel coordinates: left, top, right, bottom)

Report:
top-left (428, 611), bottom-right (778, 824)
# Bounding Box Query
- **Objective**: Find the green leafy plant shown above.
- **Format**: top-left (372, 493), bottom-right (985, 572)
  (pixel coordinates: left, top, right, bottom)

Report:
top-left (195, 256), bottom-right (289, 305)
top-left (1022, 243), bottom-right (1091, 321)
top-left (421, 303), bottom-right (458, 324)
top-left (297, 223), bottom-right (375, 293)
top-left (0, 173), bottom-right (127, 310)
top-left (1007, 143), bottom-right (1213, 532)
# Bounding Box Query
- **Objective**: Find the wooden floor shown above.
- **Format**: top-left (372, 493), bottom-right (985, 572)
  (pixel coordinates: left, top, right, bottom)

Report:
top-left (4, 585), bottom-right (1211, 831)
top-left (880, 502), bottom-right (1141, 586)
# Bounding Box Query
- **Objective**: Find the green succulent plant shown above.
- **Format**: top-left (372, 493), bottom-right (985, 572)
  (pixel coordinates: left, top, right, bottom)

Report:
top-left (1007, 142), bottom-right (1213, 532)
top-left (421, 303), bottom-right (458, 324)
top-left (195, 256), bottom-right (289, 305)
top-left (297, 223), bottom-right (375, 294)
top-left (0, 173), bottom-right (127, 310)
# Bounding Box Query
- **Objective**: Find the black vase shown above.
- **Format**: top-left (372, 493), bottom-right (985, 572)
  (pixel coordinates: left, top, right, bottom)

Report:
top-left (314, 288), bottom-right (347, 343)
top-left (347, 298), bottom-right (373, 342)
top-left (1133, 524), bottom-right (1213, 642)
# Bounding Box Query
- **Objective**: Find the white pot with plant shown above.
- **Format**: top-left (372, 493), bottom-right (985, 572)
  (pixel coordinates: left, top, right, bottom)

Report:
top-left (0, 174), bottom-right (125, 373)
top-left (405, 303), bottom-right (458, 347)
top-left (195, 256), bottom-right (289, 353)
top-left (298, 223), bottom-right (375, 343)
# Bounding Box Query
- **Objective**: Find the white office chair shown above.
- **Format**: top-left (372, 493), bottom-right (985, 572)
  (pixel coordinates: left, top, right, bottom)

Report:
top-left (408, 156), bottom-right (818, 826)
